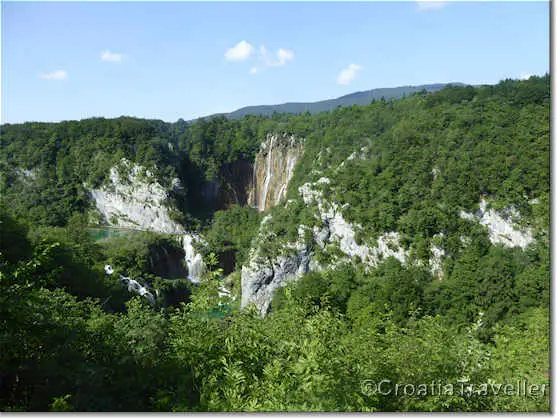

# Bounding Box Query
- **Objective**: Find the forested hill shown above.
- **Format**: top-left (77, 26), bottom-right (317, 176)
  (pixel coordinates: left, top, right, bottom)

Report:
top-left (0, 75), bottom-right (550, 412)
top-left (0, 76), bottom-right (548, 230)
top-left (202, 82), bottom-right (462, 120)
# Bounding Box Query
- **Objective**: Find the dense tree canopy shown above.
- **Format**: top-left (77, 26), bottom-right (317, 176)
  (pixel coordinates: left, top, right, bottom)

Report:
top-left (0, 75), bottom-right (550, 411)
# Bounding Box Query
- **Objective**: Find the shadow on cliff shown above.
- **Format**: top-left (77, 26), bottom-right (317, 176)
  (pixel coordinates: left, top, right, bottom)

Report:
top-left (174, 156), bottom-right (255, 226)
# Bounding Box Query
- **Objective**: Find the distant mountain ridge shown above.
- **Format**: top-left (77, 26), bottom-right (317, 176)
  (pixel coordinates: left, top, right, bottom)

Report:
top-left (202, 83), bottom-right (466, 120)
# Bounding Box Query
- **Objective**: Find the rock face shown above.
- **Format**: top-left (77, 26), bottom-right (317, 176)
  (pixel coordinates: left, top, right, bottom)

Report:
top-left (89, 159), bottom-right (207, 283)
top-left (241, 179), bottom-right (410, 316)
top-left (217, 160), bottom-right (255, 208)
top-left (241, 220), bottom-right (312, 315)
top-left (248, 134), bottom-right (304, 212)
top-left (88, 159), bottom-right (185, 235)
top-left (299, 178), bottom-right (408, 268)
top-left (241, 243), bottom-right (312, 315)
top-left (460, 199), bottom-right (534, 249)
top-left (429, 233), bottom-right (445, 280)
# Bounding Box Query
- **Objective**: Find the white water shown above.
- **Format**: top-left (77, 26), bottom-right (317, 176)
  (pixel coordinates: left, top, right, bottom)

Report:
top-left (123, 276), bottom-right (156, 306)
top-left (218, 285), bottom-right (235, 300)
top-left (105, 264), bottom-right (156, 306)
top-left (259, 135), bottom-right (276, 212)
top-left (182, 234), bottom-right (204, 283)
top-left (274, 150), bottom-right (300, 205)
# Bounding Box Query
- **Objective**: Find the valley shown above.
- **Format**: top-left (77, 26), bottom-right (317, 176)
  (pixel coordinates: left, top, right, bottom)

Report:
top-left (0, 76), bottom-right (550, 411)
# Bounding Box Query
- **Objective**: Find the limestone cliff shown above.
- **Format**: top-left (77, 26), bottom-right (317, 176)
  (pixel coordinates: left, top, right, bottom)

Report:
top-left (217, 160), bottom-right (255, 208)
top-left (460, 198), bottom-right (534, 249)
top-left (241, 178), bottom-right (410, 316)
top-left (88, 159), bottom-right (207, 282)
top-left (248, 134), bottom-right (304, 212)
top-left (242, 191), bottom-right (540, 315)
top-left (241, 221), bottom-right (313, 315)
top-left (88, 159), bottom-right (185, 235)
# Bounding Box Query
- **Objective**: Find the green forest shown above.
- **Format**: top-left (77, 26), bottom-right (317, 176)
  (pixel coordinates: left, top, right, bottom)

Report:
top-left (0, 75), bottom-right (550, 411)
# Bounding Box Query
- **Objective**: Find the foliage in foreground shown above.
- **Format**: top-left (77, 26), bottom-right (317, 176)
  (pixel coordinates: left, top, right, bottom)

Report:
top-left (0, 212), bottom-right (549, 411)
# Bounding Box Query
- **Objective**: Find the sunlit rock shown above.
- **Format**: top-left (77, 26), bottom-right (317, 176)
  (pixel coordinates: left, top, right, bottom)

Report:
top-left (248, 134), bottom-right (304, 212)
top-left (88, 159), bottom-right (185, 234)
top-left (460, 199), bottom-right (534, 249)
top-left (241, 178), bottom-right (410, 316)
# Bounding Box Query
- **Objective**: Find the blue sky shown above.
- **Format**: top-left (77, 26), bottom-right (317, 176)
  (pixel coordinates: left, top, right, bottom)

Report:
top-left (1, 1), bottom-right (549, 123)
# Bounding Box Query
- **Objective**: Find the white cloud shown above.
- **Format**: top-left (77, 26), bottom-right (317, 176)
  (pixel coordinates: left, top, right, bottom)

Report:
top-left (337, 64), bottom-right (362, 85)
top-left (277, 48), bottom-right (294, 65)
top-left (225, 40), bottom-right (254, 61)
top-left (416, 1), bottom-right (446, 11)
top-left (520, 72), bottom-right (533, 80)
top-left (39, 70), bottom-right (67, 80)
top-left (101, 49), bottom-right (123, 62)
top-left (249, 46), bottom-right (295, 74)
top-left (225, 41), bottom-right (294, 74)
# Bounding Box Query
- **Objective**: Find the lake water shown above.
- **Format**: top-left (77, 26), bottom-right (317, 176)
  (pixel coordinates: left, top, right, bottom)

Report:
top-left (88, 226), bottom-right (142, 241)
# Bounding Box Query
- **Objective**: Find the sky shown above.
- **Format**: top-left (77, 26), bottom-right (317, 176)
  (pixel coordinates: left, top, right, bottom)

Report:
top-left (1, 1), bottom-right (550, 124)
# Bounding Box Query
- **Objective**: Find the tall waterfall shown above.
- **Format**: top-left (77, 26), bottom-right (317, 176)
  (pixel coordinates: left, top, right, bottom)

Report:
top-left (248, 134), bottom-right (304, 212)
top-left (259, 135), bottom-right (276, 212)
top-left (182, 234), bottom-right (204, 283)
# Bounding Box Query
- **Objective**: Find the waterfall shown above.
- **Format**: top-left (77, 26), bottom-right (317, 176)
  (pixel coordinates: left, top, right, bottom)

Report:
top-left (249, 134), bottom-right (303, 212)
top-left (182, 234), bottom-right (204, 283)
top-left (259, 135), bottom-right (276, 212)
top-left (122, 276), bottom-right (156, 306)
top-left (274, 147), bottom-right (300, 205)
top-left (105, 264), bottom-right (156, 306)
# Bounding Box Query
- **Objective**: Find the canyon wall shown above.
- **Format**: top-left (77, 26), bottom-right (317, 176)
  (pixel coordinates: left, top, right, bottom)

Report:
top-left (88, 159), bottom-right (185, 235)
top-left (88, 159), bottom-right (205, 282)
top-left (248, 134), bottom-right (304, 212)
top-left (241, 177), bottom-right (410, 316)
top-left (241, 177), bottom-right (538, 315)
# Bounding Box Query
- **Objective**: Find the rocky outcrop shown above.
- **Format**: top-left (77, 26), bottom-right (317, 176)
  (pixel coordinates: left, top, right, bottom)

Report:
top-left (241, 178), bottom-right (410, 316)
top-left (248, 134), bottom-right (304, 212)
top-left (429, 233), bottom-right (445, 280)
top-left (241, 243), bottom-right (312, 315)
top-left (88, 159), bottom-right (185, 234)
top-left (299, 178), bottom-right (408, 268)
top-left (241, 221), bottom-right (312, 314)
top-left (88, 159), bottom-right (208, 284)
top-left (460, 199), bottom-right (534, 249)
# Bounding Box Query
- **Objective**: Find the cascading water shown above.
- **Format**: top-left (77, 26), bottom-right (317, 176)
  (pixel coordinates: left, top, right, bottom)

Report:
top-left (104, 264), bottom-right (156, 306)
top-left (182, 234), bottom-right (204, 283)
top-left (259, 135), bottom-right (276, 212)
top-left (248, 134), bottom-right (304, 212)
top-left (123, 276), bottom-right (156, 306)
